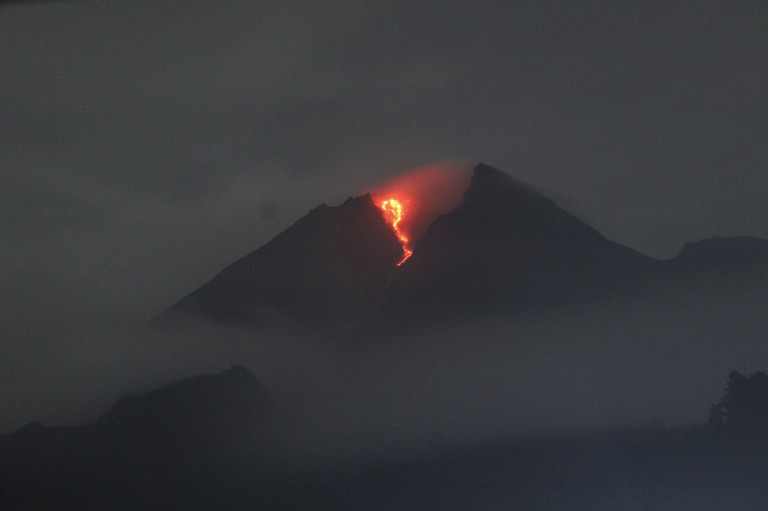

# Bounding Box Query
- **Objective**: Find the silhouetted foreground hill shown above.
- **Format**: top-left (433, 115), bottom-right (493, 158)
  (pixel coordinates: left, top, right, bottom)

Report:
top-left (155, 163), bottom-right (768, 333)
top-left (2, 367), bottom-right (767, 510)
top-left (0, 366), bottom-right (279, 510)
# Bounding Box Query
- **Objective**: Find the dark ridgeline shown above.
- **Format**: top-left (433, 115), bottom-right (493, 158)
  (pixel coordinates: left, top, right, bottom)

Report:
top-left (0, 366), bottom-right (279, 510)
top-left (2, 367), bottom-right (767, 510)
top-left (379, 164), bottom-right (659, 324)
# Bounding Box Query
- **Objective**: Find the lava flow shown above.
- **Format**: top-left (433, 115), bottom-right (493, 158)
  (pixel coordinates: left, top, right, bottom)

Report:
top-left (380, 198), bottom-right (413, 265)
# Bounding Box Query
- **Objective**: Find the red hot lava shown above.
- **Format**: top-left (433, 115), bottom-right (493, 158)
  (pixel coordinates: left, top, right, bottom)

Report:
top-left (379, 198), bottom-right (413, 265)
top-left (373, 161), bottom-right (471, 266)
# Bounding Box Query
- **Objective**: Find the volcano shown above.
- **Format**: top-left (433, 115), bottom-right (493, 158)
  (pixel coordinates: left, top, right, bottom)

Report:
top-left (156, 163), bottom-right (768, 333)
top-left (8, 165), bottom-right (768, 511)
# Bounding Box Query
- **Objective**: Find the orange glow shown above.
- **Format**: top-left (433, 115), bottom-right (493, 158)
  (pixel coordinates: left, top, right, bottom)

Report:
top-left (380, 198), bottom-right (413, 265)
top-left (370, 161), bottom-right (472, 266)
top-left (371, 161), bottom-right (471, 243)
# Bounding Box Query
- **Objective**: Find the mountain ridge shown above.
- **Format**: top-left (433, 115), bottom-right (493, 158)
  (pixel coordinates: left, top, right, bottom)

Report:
top-left (0, 365), bottom-right (280, 510)
top-left (154, 163), bottom-right (768, 333)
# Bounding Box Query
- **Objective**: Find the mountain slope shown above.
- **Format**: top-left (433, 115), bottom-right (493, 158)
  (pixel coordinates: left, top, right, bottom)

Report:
top-left (379, 164), bottom-right (659, 323)
top-left (158, 194), bottom-right (403, 331)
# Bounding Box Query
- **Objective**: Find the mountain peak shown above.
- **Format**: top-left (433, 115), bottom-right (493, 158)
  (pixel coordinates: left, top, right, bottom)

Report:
top-left (379, 164), bottom-right (654, 323)
top-left (309, 193), bottom-right (377, 217)
top-left (463, 163), bottom-right (549, 212)
top-left (218, 364), bottom-right (260, 383)
top-left (342, 193), bottom-right (375, 208)
top-left (473, 162), bottom-right (529, 187)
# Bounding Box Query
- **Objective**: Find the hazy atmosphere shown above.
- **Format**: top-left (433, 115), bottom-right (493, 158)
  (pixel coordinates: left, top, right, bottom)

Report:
top-left (3, 3), bottom-right (768, 509)
top-left (2, 0), bottom-right (767, 448)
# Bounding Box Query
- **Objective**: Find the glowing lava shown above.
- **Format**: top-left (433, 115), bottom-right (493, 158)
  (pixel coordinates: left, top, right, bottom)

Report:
top-left (380, 198), bottom-right (413, 265)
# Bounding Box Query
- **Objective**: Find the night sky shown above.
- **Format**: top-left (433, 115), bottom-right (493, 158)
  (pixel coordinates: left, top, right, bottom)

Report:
top-left (1, 1), bottom-right (767, 432)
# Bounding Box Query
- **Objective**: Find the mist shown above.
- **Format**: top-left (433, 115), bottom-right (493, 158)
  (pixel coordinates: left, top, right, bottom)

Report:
top-left (279, 286), bottom-right (767, 459)
top-left (3, 1), bottom-right (767, 507)
top-left (4, 270), bottom-right (765, 470)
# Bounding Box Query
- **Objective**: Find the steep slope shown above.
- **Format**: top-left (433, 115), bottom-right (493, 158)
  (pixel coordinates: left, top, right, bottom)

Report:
top-left (158, 194), bottom-right (403, 331)
top-left (379, 164), bottom-right (658, 323)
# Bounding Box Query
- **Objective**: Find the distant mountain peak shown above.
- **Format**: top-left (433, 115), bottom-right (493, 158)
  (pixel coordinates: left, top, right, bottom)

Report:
top-left (97, 365), bottom-right (272, 428)
top-left (472, 162), bottom-right (535, 191)
top-left (674, 236), bottom-right (768, 267)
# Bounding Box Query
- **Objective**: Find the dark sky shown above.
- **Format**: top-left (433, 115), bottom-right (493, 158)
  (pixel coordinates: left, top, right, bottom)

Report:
top-left (1, 1), bottom-right (767, 431)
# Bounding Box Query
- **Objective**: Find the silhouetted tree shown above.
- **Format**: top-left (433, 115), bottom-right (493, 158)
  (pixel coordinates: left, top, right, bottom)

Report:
top-left (709, 370), bottom-right (768, 439)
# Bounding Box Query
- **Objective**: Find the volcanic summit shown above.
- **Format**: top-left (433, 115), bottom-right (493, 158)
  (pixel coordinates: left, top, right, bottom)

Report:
top-left (156, 163), bottom-right (768, 334)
